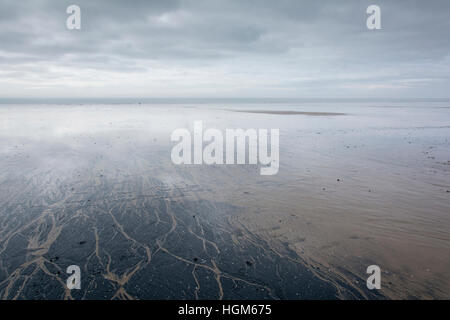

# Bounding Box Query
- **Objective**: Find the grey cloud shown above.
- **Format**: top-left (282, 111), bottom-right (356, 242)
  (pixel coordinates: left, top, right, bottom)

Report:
top-left (0, 0), bottom-right (449, 98)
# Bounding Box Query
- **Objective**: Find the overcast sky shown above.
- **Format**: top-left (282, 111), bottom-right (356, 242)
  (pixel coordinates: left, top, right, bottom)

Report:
top-left (0, 0), bottom-right (449, 99)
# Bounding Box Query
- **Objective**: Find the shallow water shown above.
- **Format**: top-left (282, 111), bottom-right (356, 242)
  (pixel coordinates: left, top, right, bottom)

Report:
top-left (0, 102), bottom-right (449, 299)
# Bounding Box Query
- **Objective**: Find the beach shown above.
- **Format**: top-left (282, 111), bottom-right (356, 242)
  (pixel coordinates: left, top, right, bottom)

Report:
top-left (0, 101), bottom-right (449, 299)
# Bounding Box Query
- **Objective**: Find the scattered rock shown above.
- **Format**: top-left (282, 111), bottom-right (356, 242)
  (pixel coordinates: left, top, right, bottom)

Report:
top-left (79, 241), bottom-right (86, 245)
top-left (245, 261), bottom-right (253, 266)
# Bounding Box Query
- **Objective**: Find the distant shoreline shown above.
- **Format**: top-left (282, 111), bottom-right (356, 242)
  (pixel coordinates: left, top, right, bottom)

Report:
top-left (227, 109), bottom-right (347, 116)
top-left (1, 98), bottom-right (449, 105)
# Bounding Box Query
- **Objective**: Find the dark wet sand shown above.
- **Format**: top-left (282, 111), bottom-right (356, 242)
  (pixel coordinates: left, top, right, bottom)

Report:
top-left (0, 142), bottom-right (371, 299)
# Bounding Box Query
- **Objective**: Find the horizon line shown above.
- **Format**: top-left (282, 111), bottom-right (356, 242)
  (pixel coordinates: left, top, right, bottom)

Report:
top-left (1, 97), bottom-right (450, 104)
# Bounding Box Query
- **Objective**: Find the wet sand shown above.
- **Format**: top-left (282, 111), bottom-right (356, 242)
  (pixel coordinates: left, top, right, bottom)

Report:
top-left (227, 110), bottom-right (346, 116)
top-left (0, 102), bottom-right (449, 299)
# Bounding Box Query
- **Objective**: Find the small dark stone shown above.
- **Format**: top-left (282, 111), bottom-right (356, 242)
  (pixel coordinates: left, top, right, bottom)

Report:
top-left (193, 257), bottom-right (198, 262)
top-left (79, 241), bottom-right (86, 245)
top-left (246, 261), bottom-right (253, 266)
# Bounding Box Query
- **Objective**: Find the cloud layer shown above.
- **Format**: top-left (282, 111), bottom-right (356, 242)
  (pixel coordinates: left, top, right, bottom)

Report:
top-left (0, 0), bottom-right (449, 98)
